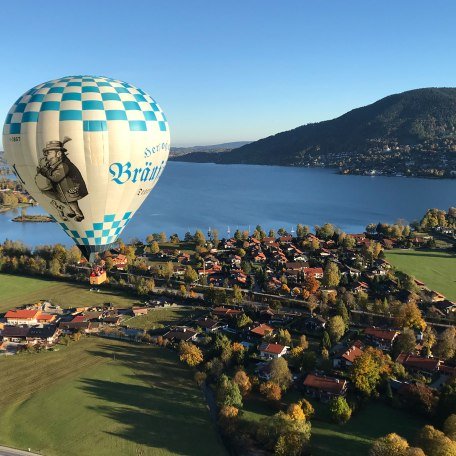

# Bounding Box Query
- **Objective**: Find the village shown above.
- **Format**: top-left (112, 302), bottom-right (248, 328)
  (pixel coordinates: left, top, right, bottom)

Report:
top-left (0, 208), bottom-right (456, 453)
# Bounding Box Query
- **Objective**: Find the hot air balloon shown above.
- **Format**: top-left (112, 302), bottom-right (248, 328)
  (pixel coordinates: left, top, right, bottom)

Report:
top-left (2, 75), bottom-right (170, 262)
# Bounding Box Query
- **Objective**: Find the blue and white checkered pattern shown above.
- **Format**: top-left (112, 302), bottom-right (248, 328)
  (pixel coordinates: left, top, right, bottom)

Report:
top-left (58, 211), bottom-right (133, 246)
top-left (3, 75), bottom-right (168, 135)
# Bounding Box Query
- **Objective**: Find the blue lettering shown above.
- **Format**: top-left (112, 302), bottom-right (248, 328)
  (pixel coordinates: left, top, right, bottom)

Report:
top-left (109, 162), bottom-right (132, 184)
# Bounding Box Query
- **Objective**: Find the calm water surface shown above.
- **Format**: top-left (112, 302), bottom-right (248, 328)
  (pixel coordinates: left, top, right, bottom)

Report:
top-left (0, 162), bottom-right (455, 246)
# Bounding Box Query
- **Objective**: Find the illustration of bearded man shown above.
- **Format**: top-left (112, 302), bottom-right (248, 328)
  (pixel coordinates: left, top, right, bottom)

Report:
top-left (35, 137), bottom-right (88, 222)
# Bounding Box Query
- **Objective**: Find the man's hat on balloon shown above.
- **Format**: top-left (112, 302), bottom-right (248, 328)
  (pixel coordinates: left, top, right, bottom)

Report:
top-left (43, 136), bottom-right (72, 153)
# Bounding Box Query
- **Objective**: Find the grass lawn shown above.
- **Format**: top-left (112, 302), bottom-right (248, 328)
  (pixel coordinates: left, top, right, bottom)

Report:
top-left (242, 395), bottom-right (426, 455)
top-left (125, 307), bottom-right (205, 330)
top-left (0, 273), bottom-right (142, 312)
top-left (385, 249), bottom-right (456, 301)
top-left (0, 337), bottom-right (226, 456)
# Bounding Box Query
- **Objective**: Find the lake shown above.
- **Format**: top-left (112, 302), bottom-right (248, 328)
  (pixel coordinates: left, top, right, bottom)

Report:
top-left (0, 162), bottom-right (455, 246)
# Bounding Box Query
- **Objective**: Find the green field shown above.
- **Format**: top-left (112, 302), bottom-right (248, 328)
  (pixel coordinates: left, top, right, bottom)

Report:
top-left (125, 307), bottom-right (204, 330)
top-left (0, 337), bottom-right (225, 456)
top-left (0, 273), bottom-right (142, 311)
top-left (242, 395), bottom-right (426, 455)
top-left (385, 249), bottom-right (456, 301)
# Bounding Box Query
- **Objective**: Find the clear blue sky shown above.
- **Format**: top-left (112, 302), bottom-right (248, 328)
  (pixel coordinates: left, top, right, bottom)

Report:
top-left (1, 0), bottom-right (455, 146)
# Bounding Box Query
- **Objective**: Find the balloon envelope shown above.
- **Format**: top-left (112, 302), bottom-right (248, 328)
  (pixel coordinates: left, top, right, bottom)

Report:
top-left (3, 75), bottom-right (170, 260)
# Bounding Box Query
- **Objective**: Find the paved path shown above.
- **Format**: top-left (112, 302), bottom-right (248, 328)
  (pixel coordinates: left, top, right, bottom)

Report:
top-left (0, 447), bottom-right (40, 456)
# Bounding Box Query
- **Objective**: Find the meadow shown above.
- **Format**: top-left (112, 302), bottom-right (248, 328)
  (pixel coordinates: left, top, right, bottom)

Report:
top-left (385, 249), bottom-right (456, 301)
top-left (0, 337), bottom-right (225, 456)
top-left (0, 273), bottom-right (141, 311)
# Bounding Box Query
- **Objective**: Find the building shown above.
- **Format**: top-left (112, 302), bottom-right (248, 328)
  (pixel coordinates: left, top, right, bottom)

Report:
top-left (303, 374), bottom-right (348, 400)
top-left (195, 317), bottom-right (227, 333)
top-left (258, 342), bottom-right (288, 359)
top-left (364, 327), bottom-right (399, 350)
top-left (163, 326), bottom-right (198, 342)
top-left (395, 353), bottom-right (441, 377)
top-left (4, 309), bottom-right (41, 326)
top-left (250, 323), bottom-right (274, 338)
top-left (334, 342), bottom-right (364, 368)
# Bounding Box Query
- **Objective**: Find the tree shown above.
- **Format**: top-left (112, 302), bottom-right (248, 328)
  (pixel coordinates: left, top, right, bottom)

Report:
top-left (217, 374), bottom-right (243, 408)
top-left (232, 285), bottom-right (243, 304)
top-left (184, 265), bottom-right (198, 284)
top-left (236, 313), bottom-right (252, 329)
top-left (299, 399), bottom-right (315, 419)
top-left (277, 329), bottom-right (292, 346)
top-left (417, 425), bottom-right (456, 456)
top-left (179, 341), bottom-right (203, 367)
top-left (270, 357), bottom-right (292, 390)
top-left (444, 414), bottom-right (456, 441)
top-left (136, 278), bottom-right (155, 296)
top-left (336, 301), bottom-right (349, 328)
top-left (287, 403), bottom-right (306, 421)
top-left (321, 331), bottom-right (332, 350)
top-left (299, 335), bottom-right (309, 350)
top-left (159, 232), bottom-right (167, 243)
top-left (323, 262), bottom-right (341, 288)
top-left (422, 326), bottom-right (437, 356)
top-left (296, 224), bottom-right (309, 239)
top-left (303, 275), bottom-right (320, 295)
top-left (149, 240), bottom-right (160, 254)
top-left (329, 396), bottom-right (352, 424)
top-left (233, 370), bottom-right (252, 396)
top-left (328, 315), bottom-right (346, 343)
top-left (400, 383), bottom-right (437, 416)
top-left (260, 381), bottom-right (282, 401)
top-left (369, 433), bottom-right (410, 456)
top-left (160, 262), bottom-right (174, 282)
top-left (194, 229), bottom-right (206, 245)
top-left (393, 328), bottom-right (417, 357)
top-left (434, 327), bottom-right (456, 361)
top-left (350, 347), bottom-right (391, 396)
top-left (395, 302), bottom-right (426, 331)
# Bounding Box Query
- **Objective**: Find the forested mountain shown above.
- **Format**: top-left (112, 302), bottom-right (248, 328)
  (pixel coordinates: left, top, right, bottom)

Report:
top-left (173, 88), bottom-right (456, 177)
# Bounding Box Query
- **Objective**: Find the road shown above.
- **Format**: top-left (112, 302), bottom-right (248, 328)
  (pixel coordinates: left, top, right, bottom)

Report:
top-left (0, 447), bottom-right (40, 456)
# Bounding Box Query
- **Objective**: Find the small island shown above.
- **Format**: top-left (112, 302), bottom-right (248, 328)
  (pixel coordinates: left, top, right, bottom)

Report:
top-left (12, 214), bottom-right (54, 223)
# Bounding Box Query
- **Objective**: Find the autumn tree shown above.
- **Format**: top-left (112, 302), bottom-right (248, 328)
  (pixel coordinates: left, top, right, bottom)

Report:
top-left (350, 347), bottom-right (391, 396)
top-left (232, 285), bottom-right (243, 304)
top-left (179, 341), bottom-right (203, 367)
top-left (303, 275), bottom-right (320, 295)
top-left (184, 265), bottom-right (198, 284)
top-left (270, 357), bottom-right (292, 390)
top-left (233, 370), bottom-right (252, 396)
top-left (422, 326), bottom-right (437, 356)
top-left (260, 381), bottom-right (282, 401)
top-left (369, 433), bottom-right (411, 456)
top-left (149, 240), bottom-right (160, 254)
top-left (277, 329), bottom-right (292, 346)
top-left (395, 301), bottom-right (426, 331)
top-left (434, 327), bottom-right (456, 360)
top-left (328, 315), bottom-right (346, 343)
top-left (444, 414), bottom-right (456, 441)
top-left (236, 313), bottom-right (252, 329)
top-left (299, 399), bottom-right (315, 419)
top-left (323, 261), bottom-right (341, 288)
top-left (417, 425), bottom-right (456, 456)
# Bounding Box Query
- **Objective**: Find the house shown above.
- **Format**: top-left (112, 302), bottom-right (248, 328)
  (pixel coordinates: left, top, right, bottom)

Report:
top-left (364, 327), bottom-right (399, 350)
top-left (111, 254), bottom-right (128, 270)
top-left (334, 342), bottom-right (364, 368)
top-left (4, 309), bottom-right (41, 326)
top-left (303, 268), bottom-right (324, 279)
top-left (212, 307), bottom-right (243, 318)
top-left (195, 317), bottom-right (227, 333)
top-left (1, 326), bottom-right (30, 343)
top-left (259, 342), bottom-right (288, 359)
top-left (250, 323), bottom-right (274, 338)
top-left (27, 325), bottom-right (60, 345)
top-left (396, 353), bottom-right (441, 377)
top-left (303, 374), bottom-right (348, 400)
top-left (432, 300), bottom-right (456, 315)
top-left (132, 307), bottom-right (149, 316)
top-left (163, 326), bottom-right (198, 342)
top-left (37, 313), bottom-right (57, 324)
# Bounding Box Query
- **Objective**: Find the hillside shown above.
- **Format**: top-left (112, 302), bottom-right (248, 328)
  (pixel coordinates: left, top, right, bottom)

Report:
top-left (170, 141), bottom-right (251, 157)
top-left (173, 88), bottom-right (456, 178)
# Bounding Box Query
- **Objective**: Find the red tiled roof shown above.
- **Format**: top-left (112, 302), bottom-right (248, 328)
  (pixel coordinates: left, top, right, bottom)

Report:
top-left (37, 314), bottom-right (55, 321)
top-left (259, 343), bottom-right (286, 354)
top-left (396, 354), bottom-right (441, 372)
top-left (365, 327), bottom-right (398, 341)
top-left (303, 374), bottom-right (347, 394)
top-left (251, 323), bottom-right (274, 337)
top-left (341, 344), bottom-right (364, 363)
top-left (212, 307), bottom-right (242, 317)
top-left (5, 309), bottom-right (41, 320)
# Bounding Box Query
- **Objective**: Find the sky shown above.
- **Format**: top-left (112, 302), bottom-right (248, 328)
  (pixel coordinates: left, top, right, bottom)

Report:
top-left (1, 0), bottom-right (456, 146)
